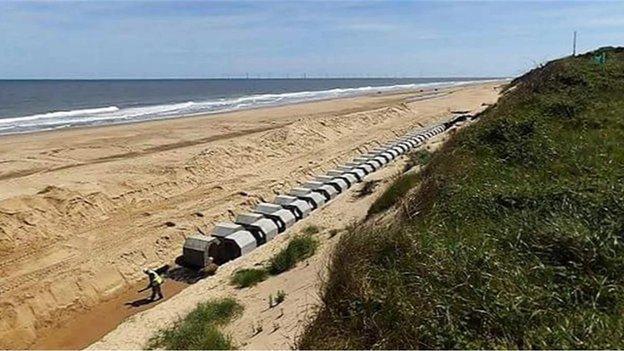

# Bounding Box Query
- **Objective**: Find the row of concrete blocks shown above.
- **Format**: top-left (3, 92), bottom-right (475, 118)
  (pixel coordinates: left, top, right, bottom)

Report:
top-left (182, 122), bottom-right (449, 268)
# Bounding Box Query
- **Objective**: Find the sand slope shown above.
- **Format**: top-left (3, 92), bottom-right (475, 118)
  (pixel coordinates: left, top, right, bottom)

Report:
top-left (0, 83), bottom-right (500, 348)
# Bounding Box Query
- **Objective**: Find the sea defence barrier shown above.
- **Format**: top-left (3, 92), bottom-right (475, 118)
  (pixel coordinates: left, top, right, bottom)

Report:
top-left (181, 116), bottom-right (471, 269)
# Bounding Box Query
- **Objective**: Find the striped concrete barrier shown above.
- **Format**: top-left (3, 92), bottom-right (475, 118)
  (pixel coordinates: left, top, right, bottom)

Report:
top-left (182, 117), bottom-right (470, 267)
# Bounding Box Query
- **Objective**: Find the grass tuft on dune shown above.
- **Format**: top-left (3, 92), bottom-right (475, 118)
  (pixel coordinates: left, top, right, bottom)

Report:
top-left (268, 235), bottom-right (318, 275)
top-left (299, 47), bottom-right (624, 349)
top-left (230, 234), bottom-right (320, 288)
top-left (231, 268), bottom-right (269, 288)
top-left (147, 298), bottom-right (243, 350)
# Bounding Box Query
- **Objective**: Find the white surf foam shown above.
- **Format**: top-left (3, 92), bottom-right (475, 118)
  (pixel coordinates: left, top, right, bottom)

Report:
top-left (0, 106), bottom-right (119, 124)
top-left (0, 79), bottom-right (501, 135)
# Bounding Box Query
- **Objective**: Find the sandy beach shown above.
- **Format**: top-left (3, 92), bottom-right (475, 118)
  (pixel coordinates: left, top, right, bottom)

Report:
top-left (0, 82), bottom-right (501, 349)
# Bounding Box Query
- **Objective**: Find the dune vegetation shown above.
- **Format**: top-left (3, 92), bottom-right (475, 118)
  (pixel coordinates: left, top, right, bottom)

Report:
top-left (230, 234), bottom-right (319, 288)
top-left (299, 47), bottom-right (624, 349)
top-left (147, 298), bottom-right (243, 350)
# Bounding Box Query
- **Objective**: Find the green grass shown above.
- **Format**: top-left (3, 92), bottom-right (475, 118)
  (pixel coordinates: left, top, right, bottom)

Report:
top-left (147, 298), bottom-right (243, 350)
top-left (230, 268), bottom-right (268, 288)
top-left (367, 172), bottom-right (420, 217)
top-left (230, 235), bottom-right (320, 287)
top-left (268, 235), bottom-right (319, 274)
top-left (299, 47), bottom-right (624, 349)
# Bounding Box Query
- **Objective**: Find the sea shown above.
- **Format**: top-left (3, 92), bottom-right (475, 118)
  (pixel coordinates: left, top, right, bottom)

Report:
top-left (0, 78), bottom-right (497, 136)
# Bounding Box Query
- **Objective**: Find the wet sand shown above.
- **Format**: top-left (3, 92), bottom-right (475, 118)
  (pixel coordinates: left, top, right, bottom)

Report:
top-left (32, 280), bottom-right (188, 349)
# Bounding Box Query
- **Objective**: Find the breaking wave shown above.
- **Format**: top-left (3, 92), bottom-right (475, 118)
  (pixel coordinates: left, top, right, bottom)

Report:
top-left (0, 80), bottom-right (498, 135)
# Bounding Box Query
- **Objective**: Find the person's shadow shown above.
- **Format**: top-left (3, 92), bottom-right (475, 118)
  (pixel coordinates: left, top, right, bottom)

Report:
top-left (124, 297), bottom-right (153, 308)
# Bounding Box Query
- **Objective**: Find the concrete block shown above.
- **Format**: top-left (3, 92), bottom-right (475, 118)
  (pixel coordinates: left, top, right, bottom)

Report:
top-left (361, 154), bottom-right (387, 167)
top-left (182, 234), bottom-right (218, 268)
top-left (302, 181), bottom-right (339, 200)
top-left (393, 143), bottom-right (410, 153)
top-left (403, 139), bottom-right (417, 148)
top-left (372, 155), bottom-right (388, 166)
top-left (383, 148), bottom-right (399, 159)
top-left (235, 212), bottom-right (279, 241)
top-left (326, 170), bottom-right (359, 186)
top-left (274, 194), bottom-right (313, 219)
top-left (337, 165), bottom-right (367, 181)
top-left (315, 175), bottom-right (350, 192)
top-left (221, 230), bottom-right (257, 261)
top-left (367, 151), bottom-right (392, 163)
top-left (211, 222), bottom-right (245, 238)
top-left (387, 147), bottom-right (402, 157)
top-left (371, 148), bottom-right (395, 161)
top-left (288, 187), bottom-right (326, 209)
top-left (344, 162), bottom-right (373, 175)
top-left (253, 202), bottom-right (297, 232)
top-left (348, 160), bottom-right (377, 173)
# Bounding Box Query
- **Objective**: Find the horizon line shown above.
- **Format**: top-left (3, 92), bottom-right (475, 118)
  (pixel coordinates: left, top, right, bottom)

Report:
top-left (0, 76), bottom-right (507, 81)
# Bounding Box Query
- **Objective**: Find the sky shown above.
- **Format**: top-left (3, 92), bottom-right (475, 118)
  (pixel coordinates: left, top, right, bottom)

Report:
top-left (1, 0), bottom-right (623, 79)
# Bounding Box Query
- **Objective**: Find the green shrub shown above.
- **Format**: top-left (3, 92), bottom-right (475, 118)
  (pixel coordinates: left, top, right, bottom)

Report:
top-left (148, 298), bottom-right (243, 350)
top-left (268, 235), bottom-right (318, 274)
top-left (300, 47), bottom-right (624, 349)
top-left (230, 268), bottom-right (268, 288)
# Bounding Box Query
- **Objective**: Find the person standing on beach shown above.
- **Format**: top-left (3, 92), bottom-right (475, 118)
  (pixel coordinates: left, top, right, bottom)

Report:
top-left (139, 269), bottom-right (164, 301)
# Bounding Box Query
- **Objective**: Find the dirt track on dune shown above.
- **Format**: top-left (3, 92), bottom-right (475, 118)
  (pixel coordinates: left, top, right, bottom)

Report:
top-left (0, 83), bottom-right (500, 348)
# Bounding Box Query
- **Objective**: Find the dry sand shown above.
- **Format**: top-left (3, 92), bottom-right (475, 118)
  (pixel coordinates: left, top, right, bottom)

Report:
top-left (0, 82), bottom-right (501, 349)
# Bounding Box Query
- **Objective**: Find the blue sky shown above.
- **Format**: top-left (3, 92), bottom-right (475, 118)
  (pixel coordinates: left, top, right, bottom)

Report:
top-left (1, 1), bottom-right (623, 79)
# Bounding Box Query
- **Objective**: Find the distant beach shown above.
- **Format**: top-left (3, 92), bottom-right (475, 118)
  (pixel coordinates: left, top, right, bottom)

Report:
top-left (0, 78), bottom-right (499, 135)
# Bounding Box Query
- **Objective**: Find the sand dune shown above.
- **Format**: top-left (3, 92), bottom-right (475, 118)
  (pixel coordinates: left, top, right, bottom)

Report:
top-left (0, 82), bottom-right (500, 348)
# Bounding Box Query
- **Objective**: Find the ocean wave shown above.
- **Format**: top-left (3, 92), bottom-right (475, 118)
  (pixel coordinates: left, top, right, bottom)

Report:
top-left (0, 80), bottom-right (501, 135)
top-left (0, 106), bottom-right (120, 124)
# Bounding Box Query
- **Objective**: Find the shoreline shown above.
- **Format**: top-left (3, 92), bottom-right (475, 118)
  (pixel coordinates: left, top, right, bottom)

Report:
top-left (0, 87), bottom-right (422, 141)
top-left (0, 79), bottom-right (505, 139)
